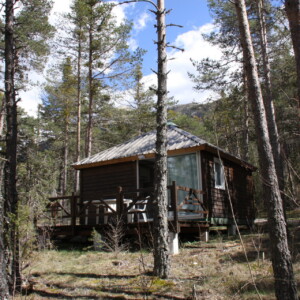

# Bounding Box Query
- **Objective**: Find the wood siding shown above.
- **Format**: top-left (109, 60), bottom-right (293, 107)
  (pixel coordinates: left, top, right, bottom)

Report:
top-left (201, 151), bottom-right (255, 225)
top-left (80, 161), bottom-right (137, 201)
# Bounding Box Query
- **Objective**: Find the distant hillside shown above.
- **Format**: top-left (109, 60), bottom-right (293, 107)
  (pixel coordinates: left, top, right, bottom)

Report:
top-left (169, 101), bottom-right (215, 118)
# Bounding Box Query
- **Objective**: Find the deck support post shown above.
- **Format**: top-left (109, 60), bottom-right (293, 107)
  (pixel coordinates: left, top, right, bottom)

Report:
top-left (200, 227), bottom-right (209, 242)
top-left (168, 231), bottom-right (179, 255)
top-left (228, 224), bottom-right (237, 236)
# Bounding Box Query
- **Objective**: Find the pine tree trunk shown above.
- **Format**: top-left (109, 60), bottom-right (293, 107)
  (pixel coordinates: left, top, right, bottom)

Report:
top-left (85, 24), bottom-right (93, 158)
top-left (242, 67), bottom-right (250, 161)
top-left (62, 120), bottom-right (69, 195)
top-left (256, 0), bottom-right (285, 196)
top-left (75, 32), bottom-right (82, 192)
top-left (153, 0), bottom-right (169, 279)
top-left (234, 1), bottom-right (298, 299)
top-left (0, 98), bottom-right (6, 138)
top-left (4, 0), bottom-right (21, 294)
top-left (0, 160), bottom-right (9, 299)
top-left (285, 0), bottom-right (300, 117)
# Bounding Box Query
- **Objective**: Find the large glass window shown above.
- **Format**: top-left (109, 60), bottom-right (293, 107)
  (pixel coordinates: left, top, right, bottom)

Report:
top-left (167, 153), bottom-right (202, 216)
top-left (167, 153), bottom-right (198, 191)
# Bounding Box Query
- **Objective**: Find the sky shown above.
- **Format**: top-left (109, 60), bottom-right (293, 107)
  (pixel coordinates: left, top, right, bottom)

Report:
top-left (19, 0), bottom-right (222, 116)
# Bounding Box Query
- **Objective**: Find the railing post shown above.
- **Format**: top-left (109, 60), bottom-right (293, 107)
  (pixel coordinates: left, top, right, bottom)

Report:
top-left (71, 192), bottom-right (77, 236)
top-left (171, 181), bottom-right (179, 233)
top-left (116, 186), bottom-right (124, 220)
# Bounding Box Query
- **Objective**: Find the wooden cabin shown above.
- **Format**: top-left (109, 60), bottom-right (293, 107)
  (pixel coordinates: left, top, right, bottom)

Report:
top-left (44, 125), bottom-right (256, 243)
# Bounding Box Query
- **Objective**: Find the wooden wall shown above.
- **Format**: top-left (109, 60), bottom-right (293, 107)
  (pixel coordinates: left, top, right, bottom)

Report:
top-left (80, 161), bottom-right (137, 201)
top-left (201, 151), bottom-right (255, 225)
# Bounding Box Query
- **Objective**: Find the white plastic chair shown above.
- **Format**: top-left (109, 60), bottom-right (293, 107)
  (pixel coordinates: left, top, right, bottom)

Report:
top-left (129, 199), bottom-right (148, 222)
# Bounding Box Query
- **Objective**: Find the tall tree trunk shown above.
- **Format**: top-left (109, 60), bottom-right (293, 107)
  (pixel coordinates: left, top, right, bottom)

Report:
top-left (256, 0), bottom-right (285, 196)
top-left (242, 68), bottom-right (250, 161)
top-left (285, 0), bottom-right (300, 118)
top-left (153, 0), bottom-right (169, 279)
top-left (0, 98), bottom-right (6, 138)
top-left (234, 1), bottom-right (298, 299)
top-left (85, 24), bottom-right (93, 158)
top-left (0, 160), bottom-right (9, 299)
top-left (62, 120), bottom-right (69, 195)
top-left (75, 31), bottom-right (82, 192)
top-left (4, 0), bottom-right (21, 294)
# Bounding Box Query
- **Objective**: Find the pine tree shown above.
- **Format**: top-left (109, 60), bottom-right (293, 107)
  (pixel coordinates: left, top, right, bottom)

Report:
top-left (234, 1), bottom-right (297, 298)
top-left (42, 58), bottom-right (77, 195)
top-left (152, 0), bottom-right (170, 279)
top-left (1, 0), bottom-right (54, 295)
top-left (72, 0), bottom-right (133, 157)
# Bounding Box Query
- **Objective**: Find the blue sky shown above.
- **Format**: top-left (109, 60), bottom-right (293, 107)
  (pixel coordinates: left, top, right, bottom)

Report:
top-left (118, 0), bottom-right (221, 106)
top-left (123, 0), bottom-right (213, 74)
top-left (20, 0), bottom-right (221, 115)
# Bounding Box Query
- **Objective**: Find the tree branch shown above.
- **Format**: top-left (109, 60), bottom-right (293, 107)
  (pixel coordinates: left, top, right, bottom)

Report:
top-left (109, 0), bottom-right (158, 10)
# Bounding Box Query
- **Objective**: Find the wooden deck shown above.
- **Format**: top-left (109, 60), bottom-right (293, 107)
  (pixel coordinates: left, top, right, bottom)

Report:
top-left (39, 182), bottom-right (209, 239)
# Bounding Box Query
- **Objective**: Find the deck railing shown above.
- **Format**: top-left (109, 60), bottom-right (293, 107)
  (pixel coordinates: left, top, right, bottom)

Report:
top-left (42, 182), bottom-right (208, 234)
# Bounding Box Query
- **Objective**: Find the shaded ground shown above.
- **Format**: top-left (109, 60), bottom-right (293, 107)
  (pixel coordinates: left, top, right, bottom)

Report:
top-left (18, 228), bottom-right (300, 300)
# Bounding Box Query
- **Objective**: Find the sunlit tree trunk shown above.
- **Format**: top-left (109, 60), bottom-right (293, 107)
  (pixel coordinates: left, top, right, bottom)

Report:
top-left (242, 68), bottom-right (250, 161)
top-left (62, 120), bottom-right (69, 195)
top-left (153, 0), bottom-right (169, 279)
top-left (0, 160), bottom-right (9, 299)
top-left (256, 0), bottom-right (284, 197)
top-left (4, 0), bottom-right (21, 294)
top-left (234, 1), bottom-right (297, 299)
top-left (75, 28), bottom-right (83, 192)
top-left (85, 23), bottom-right (94, 158)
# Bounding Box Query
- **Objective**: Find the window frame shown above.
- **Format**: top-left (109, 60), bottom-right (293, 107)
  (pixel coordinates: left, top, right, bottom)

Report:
top-left (214, 157), bottom-right (225, 190)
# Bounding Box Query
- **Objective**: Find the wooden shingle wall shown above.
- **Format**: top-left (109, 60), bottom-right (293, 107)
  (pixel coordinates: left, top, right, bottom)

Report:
top-left (80, 161), bottom-right (137, 201)
top-left (201, 151), bottom-right (255, 225)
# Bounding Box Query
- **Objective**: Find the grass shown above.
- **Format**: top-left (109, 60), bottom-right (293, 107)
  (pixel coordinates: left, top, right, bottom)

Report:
top-left (18, 229), bottom-right (300, 300)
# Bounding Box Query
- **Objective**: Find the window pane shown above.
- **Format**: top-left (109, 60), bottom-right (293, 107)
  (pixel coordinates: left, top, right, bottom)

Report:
top-left (167, 154), bottom-right (199, 205)
top-left (214, 158), bottom-right (224, 188)
top-left (215, 161), bottom-right (221, 186)
top-left (167, 154), bottom-right (198, 188)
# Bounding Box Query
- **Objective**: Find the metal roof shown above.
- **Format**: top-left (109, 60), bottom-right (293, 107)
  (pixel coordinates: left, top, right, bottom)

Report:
top-left (73, 126), bottom-right (255, 170)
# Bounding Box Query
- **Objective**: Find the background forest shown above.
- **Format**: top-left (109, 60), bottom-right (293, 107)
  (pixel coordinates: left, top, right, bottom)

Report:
top-left (11, 0), bottom-right (298, 217)
top-left (0, 0), bottom-right (299, 298)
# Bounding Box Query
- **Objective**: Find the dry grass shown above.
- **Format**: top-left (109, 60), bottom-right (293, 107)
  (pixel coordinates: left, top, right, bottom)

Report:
top-left (17, 230), bottom-right (300, 300)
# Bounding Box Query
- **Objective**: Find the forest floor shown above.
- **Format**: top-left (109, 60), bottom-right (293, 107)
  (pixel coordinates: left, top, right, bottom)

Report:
top-left (18, 226), bottom-right (300, 300)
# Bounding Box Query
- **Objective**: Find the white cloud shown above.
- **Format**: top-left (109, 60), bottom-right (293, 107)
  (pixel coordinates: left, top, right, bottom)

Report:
top-left (167, 24), bottom-right (222, 104)
top-left (19, 87), bottom-right (43, 116)
top-left (20, 3), bottom-right (222, 117)
top-left (110, 1), bottom-right (127, 25)
top-left (140, 24), bottom-right (222, 105)
top-left (134, 12), bottom-right (152, 31)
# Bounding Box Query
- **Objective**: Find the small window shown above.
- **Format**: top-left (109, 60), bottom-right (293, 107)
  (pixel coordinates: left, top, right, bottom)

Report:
top-left (214, 158), bottom-right (225, 189)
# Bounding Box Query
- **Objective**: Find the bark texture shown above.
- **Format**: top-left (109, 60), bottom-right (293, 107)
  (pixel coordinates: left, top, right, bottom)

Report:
top-left (4, 0), bottom-right (21, 294)
top-left (256, 0), bottom-right (284, 196)
top-left (234, 1), bottom-right (297, 299)
top-left (153, 0), bottom-right (169, 279)
top-left (285, 0), bottom-right (300, 115)
top-left (0, 160), bottom-right (9, 299)
top-left (85, 22), bottom-right (94, 158)
top-left (75, 32), bottom-right (82, 192)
